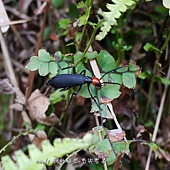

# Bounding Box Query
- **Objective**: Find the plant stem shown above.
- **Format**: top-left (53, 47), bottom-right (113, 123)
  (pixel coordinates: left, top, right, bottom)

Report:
top-left (75, 21), bottom-right (102, 67)
top-left (77, 24), bottom-right (87, 52)
top-left (144, 31), bottom-right (170, 121)
top-left (0, 130), bottom-right (32, 154)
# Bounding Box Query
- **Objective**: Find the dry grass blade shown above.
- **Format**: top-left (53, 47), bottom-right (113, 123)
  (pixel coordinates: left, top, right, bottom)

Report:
top-left (0, 0), bottom-right (10, 33)
top-left (0, 32), bottom-right (25, 103)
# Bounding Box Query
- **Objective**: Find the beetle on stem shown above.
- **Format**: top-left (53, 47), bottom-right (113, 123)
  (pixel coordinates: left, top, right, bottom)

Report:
top-left (46, 67), bottom-right (123, 110)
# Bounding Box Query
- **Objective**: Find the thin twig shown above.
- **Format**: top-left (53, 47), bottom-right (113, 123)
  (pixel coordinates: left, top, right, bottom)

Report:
top-left (0, 31), bottom-right (26, 104)
top-left (0, 130), bottom-right (32, 154)
top-left (106, 103), bottom-right (127, 141)
top-left (88, 47), bottom-right (109, 170)
top-left (0, 32), bottom-right (18, 89)
top-left (0, 18), bottom-right (32, 27)
top-left (145, 66), bottom-right (170, 170)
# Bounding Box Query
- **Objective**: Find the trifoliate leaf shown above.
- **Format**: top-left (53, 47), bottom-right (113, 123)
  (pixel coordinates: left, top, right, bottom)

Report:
top-left (25, 56), bottom-right (41, 71)
top-left (38, 49), bottom-right (51, 62)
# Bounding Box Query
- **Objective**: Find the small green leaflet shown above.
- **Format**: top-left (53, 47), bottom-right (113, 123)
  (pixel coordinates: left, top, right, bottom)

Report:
top-left (143, 42), bottom-right (162, 53)
top-left (129, 60), bottom-right (140, 71)
top-left (39, 62), bottom-right (49, 76)
top-left (78, 7), bottom-right (91, 27)
top-left (25, 56), bottom-right (41, 71)
top-left (38, 49), bottom-right (51, 62)
top-left (96, 50), bottom-right (116, 72)
top-left (49, 62), bottom-right (58, 74)
top-left (87, 51), bottom-right (98, 59)
top-left (99, 84), bottom-right (121, 101)
top-left (122, 72), bottom-right (136, 89)
top-left (77, 0), bottom-right (92, 27)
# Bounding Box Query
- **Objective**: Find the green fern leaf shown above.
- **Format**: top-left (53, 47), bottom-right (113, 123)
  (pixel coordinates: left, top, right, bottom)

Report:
top-left (96, 0), bottom-right (136, 40)
top-left (77, 0), bottom-right (92, 27)
top-left (1, 133), bottom-right (92, 170)
top-left (1, 156), bottom-right (19, 170)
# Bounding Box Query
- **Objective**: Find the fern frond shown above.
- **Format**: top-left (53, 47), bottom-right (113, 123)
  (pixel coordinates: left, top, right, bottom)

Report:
top-left (1, 133), bottom-right (92, 170)
top-left (96, 0), bottom-right (136, 41)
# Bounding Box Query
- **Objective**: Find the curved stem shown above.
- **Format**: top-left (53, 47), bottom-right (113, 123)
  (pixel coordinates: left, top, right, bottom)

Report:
top-left (75, 21), bottom-right (102, 67)
top-left (77, 24), bottom-right (87, 52)
top-left (144, 31), bottom-right (170, 121)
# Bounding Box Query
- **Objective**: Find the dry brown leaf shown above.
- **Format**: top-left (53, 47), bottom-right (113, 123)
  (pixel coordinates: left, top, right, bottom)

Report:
top-left (93, 147), bottom-right (110, 159)
top-left (27, 89), bottom-right (59, 125)
top-left (35, 130), bottom-right (47, 139)
top-left (107, 129), bottom-right (126, 142)
top-left (136, 125), bottom-right (148, 138)
top-left (29, 130), bottom-right (47, 149)
top-left (100, 96), bottom-right (112, 104)
top-left (113, 153), bottom-right (124, 170)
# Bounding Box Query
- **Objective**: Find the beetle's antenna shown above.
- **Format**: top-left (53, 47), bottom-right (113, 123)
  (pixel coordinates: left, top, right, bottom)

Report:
top-left (53, 53), bottom-right (75, 71)
top-left (100, 66), bottom-right (127, 80)
top-left (101, 82), bottom-right (121, 86)
top-left (79, 70), bottom-right (86, 75)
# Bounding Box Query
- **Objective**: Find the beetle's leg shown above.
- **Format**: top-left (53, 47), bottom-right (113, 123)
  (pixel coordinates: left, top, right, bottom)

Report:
top-left (69, 85), bottom-right (82, 105)
top-left (72, 67), bottom-right (76, 74)
top-left (87, 84), bottom-right (102, 111)
top-left (59, 86), bottom-right (82, 105)
top-left (59, 87), bottom-right (71, 92)
top-left (79, 70), bottom-right (86, 75)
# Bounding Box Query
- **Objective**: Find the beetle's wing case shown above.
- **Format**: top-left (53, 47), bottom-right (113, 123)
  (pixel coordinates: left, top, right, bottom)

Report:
top-left (47, 74), bottom-right (91, 88)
